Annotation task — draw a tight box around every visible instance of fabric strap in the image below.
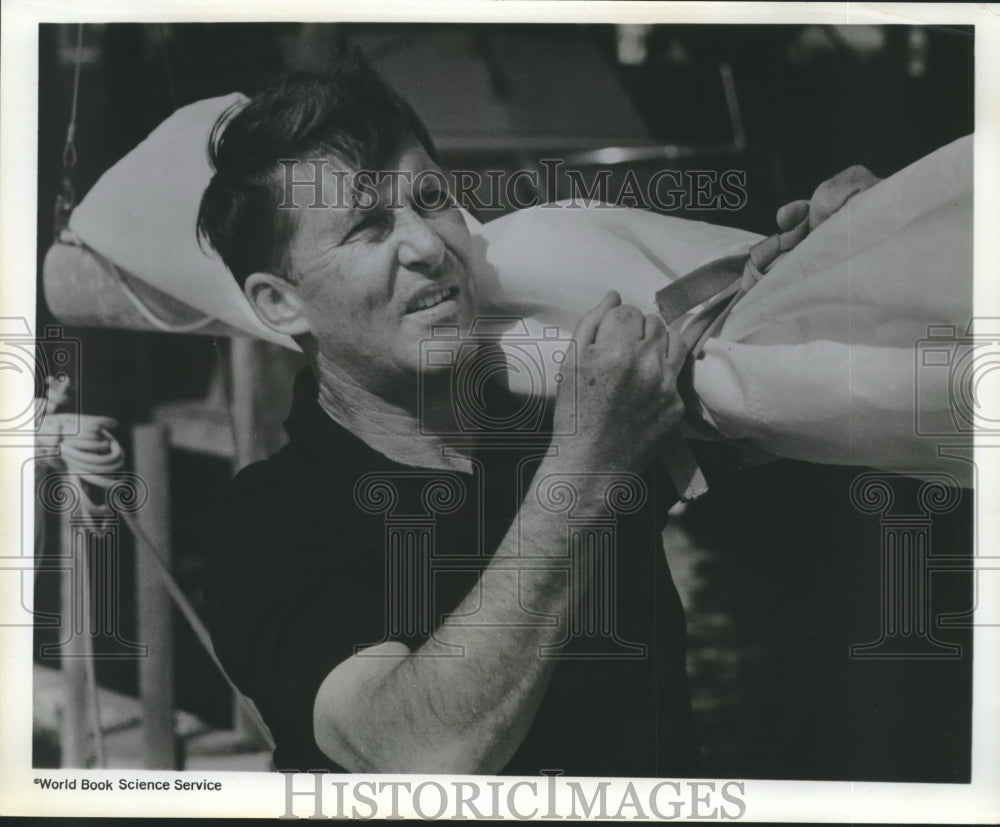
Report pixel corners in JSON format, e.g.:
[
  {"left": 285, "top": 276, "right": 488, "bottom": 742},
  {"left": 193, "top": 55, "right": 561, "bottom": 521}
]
[{"left": 655, "top": 211, "right": 811, "bottom": 501}]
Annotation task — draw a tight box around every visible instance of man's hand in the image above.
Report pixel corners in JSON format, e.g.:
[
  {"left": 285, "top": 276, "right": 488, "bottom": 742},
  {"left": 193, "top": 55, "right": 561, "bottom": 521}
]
[
  {"left": 776, "top": 164, "right": 881, "bottom": 233},
  {"left": 313, "top": 302, "right": 689, "bottom": 776},
  {"left": 553, "top": 291, "right": 687, "bottom": 474}
]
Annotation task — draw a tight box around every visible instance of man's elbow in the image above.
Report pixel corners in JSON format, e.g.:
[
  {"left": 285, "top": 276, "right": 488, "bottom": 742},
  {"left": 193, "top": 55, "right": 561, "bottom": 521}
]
[
  {"left": 311, "top": 643, "right": 519, "bottom": 774},
  {"left": 412, "top": 736, "right": 511, "bottom": 775},
  {"left": 315, "top": 718, "right": 507, "bottom": 775}
]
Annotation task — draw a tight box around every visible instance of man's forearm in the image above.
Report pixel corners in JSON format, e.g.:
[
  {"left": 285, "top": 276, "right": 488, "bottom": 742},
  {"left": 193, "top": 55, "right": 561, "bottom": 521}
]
[
  {"left": 315, "top": 290, "right": 687, "bottom": 773},
  {"left": 323, "top": 455, "right": 611, "bottom": 773}
]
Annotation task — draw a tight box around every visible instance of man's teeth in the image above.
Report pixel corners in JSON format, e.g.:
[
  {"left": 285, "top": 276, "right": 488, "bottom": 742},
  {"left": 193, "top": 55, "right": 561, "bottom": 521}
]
[{"left": 411, "top": 288, "right": 454, "bottom": 311}]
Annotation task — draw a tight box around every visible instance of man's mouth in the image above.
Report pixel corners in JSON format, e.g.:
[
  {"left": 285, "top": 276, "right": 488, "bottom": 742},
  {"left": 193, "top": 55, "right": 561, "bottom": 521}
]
[{"left": 405, "top": 285, "right": 460, "bottom": 314}]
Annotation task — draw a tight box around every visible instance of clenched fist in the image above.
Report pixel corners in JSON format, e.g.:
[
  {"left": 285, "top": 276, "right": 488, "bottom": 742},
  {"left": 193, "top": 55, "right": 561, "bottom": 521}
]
[{"left": 552, "top": 291, "right": 688, "bottom": 474}]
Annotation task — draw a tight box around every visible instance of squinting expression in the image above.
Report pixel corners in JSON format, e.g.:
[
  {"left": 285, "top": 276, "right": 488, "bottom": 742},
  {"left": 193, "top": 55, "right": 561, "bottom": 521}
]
[{"left": 282, "top": 143, "right": 478, "bottom": 397}]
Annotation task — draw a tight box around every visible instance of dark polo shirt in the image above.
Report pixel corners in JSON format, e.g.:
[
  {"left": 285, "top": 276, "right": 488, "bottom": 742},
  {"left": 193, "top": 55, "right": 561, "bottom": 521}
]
[{"left": 207, "top": 368, "right": 699, "bottom": 776}]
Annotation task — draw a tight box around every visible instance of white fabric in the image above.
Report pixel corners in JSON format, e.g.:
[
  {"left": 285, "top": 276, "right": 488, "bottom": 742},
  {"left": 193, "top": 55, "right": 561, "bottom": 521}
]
[
  {"left": 68, "top": 92, "right": 972, "bottom": 482},
  {"left": 69, "top": 93, "right": 485, "bottom": 351},
  {"left": 477, "top": 136, "right": 973, "bottom": 481},
  {"left": 68, "top": 93, "right": 297, "bottom": 348},
  {"left": 696, "top": 137, "right": 971, "bottom": 473}
]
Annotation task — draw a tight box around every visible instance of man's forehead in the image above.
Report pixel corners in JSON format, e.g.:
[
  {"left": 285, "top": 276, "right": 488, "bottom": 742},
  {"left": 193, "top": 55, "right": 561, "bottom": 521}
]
[
  {"left": 283, "top": 143, "right": 436, "bottom": 212},
  {"left": 286, "top": 143, "right": 433, "bottom": 179}
]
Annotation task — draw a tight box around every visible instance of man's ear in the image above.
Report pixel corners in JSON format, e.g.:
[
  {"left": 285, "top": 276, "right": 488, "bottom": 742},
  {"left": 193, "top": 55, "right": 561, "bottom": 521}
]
[{"left": 244, "top": 272, "right": 312, "bottom": 336}]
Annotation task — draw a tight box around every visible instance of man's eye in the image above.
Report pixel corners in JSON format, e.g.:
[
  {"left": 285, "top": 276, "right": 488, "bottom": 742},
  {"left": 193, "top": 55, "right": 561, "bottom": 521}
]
[
  {"left": 417, "top": 186, "right": 454, "bottom": 212},
  {"left": 344, "top": 214, "right": 390, "bottom": 242}
]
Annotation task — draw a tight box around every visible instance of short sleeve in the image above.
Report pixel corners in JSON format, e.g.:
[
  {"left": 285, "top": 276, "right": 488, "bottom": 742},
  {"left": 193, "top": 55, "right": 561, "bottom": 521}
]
[{"left": 206, "top": 462, "right": 399, "bottom": 768}]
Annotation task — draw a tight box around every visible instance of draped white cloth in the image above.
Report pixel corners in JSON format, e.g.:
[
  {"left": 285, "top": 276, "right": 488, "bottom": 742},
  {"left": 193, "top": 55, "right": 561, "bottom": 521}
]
[
  {"left": 68, "top": 94, "right": 973, "bottom": 483},
  {"left": 473, "top": 135, "right": 973, "bottom": 482}
]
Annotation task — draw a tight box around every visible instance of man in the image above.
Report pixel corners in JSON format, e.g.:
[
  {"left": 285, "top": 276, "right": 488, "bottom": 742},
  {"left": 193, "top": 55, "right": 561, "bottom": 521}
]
[
  {"left": 198, "top": 45, "right": 889, "bottom": 776},
  {"left": 200, "top": 52, "right": 698, "bottom": 776}
]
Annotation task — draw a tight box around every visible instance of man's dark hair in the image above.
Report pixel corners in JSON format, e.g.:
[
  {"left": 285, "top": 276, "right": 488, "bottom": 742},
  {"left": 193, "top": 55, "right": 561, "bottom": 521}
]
[{"left": 197, "top": 45, "right": 437, "bottom": 288}]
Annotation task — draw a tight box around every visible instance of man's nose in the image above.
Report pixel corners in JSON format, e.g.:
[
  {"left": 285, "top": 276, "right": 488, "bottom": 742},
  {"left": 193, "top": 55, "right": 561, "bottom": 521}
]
[{"left": 395, "top": 208, "right": 446, "bottom": 272}]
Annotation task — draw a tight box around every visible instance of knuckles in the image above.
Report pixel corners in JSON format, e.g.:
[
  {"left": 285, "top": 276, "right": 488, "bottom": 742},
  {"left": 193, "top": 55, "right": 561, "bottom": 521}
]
[
  {"left": 845, "top": 164, "right": 877, "bottom": 181},
  {"left": 813, "top": 165, "right": 879, "bottom": 210}
]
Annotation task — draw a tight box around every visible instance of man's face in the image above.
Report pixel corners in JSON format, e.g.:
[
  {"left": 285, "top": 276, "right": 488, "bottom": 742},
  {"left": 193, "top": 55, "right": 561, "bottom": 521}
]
[{"left": 281, "top": 142, "right": 478, "bottom": 397}]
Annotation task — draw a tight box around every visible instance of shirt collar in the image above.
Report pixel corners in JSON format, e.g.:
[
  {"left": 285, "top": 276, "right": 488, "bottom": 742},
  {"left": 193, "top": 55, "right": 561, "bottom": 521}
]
[
  {"left": 283, "top": 363, "right": 553, "bottom": 478},
  {"left": 284, "top": 367, "right": 398, "bottom": 476}
]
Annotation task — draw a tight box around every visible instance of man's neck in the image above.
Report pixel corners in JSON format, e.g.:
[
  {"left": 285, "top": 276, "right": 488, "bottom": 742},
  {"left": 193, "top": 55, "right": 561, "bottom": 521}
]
[{"left": 313, "top": 350, "right": 474, "bottom": 474}]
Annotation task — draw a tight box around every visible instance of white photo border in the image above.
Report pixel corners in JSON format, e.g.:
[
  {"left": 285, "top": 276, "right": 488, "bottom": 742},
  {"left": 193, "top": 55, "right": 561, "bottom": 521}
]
[{"left": 1, "top": 1, "right": 998, "bottom": 821}]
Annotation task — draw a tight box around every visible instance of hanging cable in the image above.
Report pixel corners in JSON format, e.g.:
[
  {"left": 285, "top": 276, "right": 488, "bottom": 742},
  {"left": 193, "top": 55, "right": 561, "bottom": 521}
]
[
  {"left": 52, "top": 22, "right": 218, "bottom": 335},
  {"left": 160, "top": 25, "right": 179, "bottom": 112},
  {"left": 54, "top": 24, "right": 85, "bottom": 236},
  {"left": 63, "top": 24, "right": 84, "bottom": 170}
]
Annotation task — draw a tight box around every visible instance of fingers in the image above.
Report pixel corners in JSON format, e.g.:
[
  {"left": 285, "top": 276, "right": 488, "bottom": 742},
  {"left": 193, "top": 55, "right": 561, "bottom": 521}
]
[
  {"left": 809, "top": 164, "right": 880, "bottom": 231},
  {"left": 573, "top": 290, "right": 621, "bottom": 346},
  {"left": 828, "top": 164, "right": 880, "bottom": 191},
  {"left": 574, "top": 296, "right": 686, "bottom": 376},
  {"left": 663, "top": 322, "right": 690, "bottom": 375},
  {"left": 595, "top": 303, "right": 645, "bottom": 343},
  {"left": 643, "top": 312, "right": 667, "bottom": 342},
  {"left": 641, "top": 313, "right": 677, "bottom": 374},
  {"left": 775, "top": 199, "right": 809, "bottom": 232},
  {"left": 779, "top": 166, "right": 882, "bottom": 234}
]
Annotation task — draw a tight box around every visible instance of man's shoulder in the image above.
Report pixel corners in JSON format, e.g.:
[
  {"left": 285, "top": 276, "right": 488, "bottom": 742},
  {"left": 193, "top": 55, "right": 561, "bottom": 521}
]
[
  {"left": 219, "top": 441, "right": 353, "bottom": 532},
  {"left": 209, "top": 439, "right": 387, "bottom": 602}
]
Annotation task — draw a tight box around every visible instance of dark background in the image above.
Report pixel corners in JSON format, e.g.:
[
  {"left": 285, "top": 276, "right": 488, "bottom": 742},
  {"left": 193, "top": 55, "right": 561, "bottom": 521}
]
[
  {"left": 35, "top": 22, "right": 976, "bottom": 432},
  {"left": 34, "top": 23, "right": 974, "bottom": 781}
]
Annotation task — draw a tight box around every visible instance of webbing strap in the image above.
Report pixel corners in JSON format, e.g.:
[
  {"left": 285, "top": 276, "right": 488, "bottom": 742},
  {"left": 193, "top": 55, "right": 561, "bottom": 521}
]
[
  {"left": 655, "top": 254, "right": 748, "bottom": 324},
  {"left": 655, "top": 214, "right": 811, "bottom": 340},
  {"left": 747, "top": 212, "right": 812, "bottom": 279},
  {"left": 655, "top": 213, "right": 811, "bottom": 501},
  {"left": 661, "top": 430, "right": 710, "bottom": 501}
]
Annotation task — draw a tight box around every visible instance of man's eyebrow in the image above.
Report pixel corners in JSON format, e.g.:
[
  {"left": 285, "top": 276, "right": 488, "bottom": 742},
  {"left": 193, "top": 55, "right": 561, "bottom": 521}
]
[
  {"left": 345, "top": 179, "right": 386, "bottom": 211},
  {"left": 328, "top": 201, "right": 392, "bottom": 248}
]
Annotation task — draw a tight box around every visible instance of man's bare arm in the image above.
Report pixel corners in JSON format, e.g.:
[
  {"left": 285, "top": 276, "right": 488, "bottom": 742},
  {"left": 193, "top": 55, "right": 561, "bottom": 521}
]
[{"left": 312, "top": 292, "right": 688, "bottom": 774}]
